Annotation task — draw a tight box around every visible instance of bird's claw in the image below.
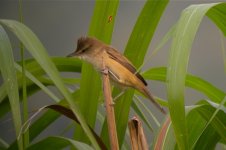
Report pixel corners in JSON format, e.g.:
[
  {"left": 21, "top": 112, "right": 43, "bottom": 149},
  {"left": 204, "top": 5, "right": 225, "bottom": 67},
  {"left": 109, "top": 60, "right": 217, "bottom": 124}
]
[
  {"left": 103, "top": 102, "right": 115, "bottom": 107},
  {"left": 101, "top": 68, "right": 109, "bottom": 75}
]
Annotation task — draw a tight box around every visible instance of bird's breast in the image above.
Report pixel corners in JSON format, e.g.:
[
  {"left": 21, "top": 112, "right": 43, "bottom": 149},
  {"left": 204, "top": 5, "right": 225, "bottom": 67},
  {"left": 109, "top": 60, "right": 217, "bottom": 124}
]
[{"left": 82, "top": 54, "right": 103, "bottom": 71}]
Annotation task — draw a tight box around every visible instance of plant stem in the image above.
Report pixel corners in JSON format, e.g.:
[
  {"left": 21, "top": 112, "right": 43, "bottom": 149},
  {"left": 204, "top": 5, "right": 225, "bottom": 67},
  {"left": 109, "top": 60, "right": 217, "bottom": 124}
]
[
  {"left": 18, "top": 0, "right": 29, "bottom": 148},
  {"left": 101, "top": 58, "right": 119, "bottom": 150}
]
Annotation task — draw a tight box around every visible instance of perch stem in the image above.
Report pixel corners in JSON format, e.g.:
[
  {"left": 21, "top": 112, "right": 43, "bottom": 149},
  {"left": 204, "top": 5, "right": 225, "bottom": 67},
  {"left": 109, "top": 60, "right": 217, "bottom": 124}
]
[{"left": 101, "top": 57, "right": 119, "bottom": 150}]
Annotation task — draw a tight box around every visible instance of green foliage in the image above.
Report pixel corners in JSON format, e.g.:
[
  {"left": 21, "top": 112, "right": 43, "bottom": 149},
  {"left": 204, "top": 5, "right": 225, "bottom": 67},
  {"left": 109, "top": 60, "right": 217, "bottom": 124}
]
[
  {"left": 101, "top": 1, "right": 169, "bottom": 147},
  {"left": 27, "top": 136, "right": 94, "bottom": 150},
  {"left": 0, "top": 26, "right": 23, "bottom": 150},
  {"left": 0, "top": 1, "right": 226, "bottom": 150},
  {"left": 166, "top": 3, "right": 226, "bottom": 149},
  {"left": 75, "top": 0, "right": 119, "bottom": 143},
  {"left": 0, "top": 20, "right": 100, "bottom": 149}
]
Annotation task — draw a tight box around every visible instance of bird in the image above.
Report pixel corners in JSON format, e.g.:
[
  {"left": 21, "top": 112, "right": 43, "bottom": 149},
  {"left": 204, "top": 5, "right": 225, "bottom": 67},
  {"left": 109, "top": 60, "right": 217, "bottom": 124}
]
[{"left": 67, "top": 36, "right": 166, "bottom": 114}]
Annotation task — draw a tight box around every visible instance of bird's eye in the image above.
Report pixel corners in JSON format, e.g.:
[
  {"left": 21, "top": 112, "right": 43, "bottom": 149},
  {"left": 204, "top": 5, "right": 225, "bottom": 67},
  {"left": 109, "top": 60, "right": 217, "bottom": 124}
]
[{"left": 81, "top": 47, "right": 89, "bottom": 53}]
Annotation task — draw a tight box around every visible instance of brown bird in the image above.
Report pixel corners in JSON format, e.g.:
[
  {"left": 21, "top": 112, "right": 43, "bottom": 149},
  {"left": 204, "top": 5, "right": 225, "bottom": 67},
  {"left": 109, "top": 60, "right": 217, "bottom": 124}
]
[{"left": 67, "top": 37, "right": 166, "bottom": 114}]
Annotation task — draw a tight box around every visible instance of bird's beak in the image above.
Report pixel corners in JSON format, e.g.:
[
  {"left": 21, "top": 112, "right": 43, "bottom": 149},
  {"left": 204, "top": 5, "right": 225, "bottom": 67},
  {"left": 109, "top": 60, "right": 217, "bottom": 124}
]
[{"left": 67, "top": 51, "right": 78, "bottom": 57}]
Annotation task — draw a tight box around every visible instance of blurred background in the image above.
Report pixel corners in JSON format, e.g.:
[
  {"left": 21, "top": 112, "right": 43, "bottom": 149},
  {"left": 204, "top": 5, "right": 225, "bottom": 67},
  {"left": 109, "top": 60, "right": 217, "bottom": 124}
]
[{"left": 0, "top": 0, "right": 226, "bottom": 147}]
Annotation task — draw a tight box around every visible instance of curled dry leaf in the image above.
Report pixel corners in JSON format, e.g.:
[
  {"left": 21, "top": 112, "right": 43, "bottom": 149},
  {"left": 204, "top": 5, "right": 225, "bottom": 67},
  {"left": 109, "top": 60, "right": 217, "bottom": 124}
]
[{"left": 128, "top": 116, "right": 148, "bottom": 150}]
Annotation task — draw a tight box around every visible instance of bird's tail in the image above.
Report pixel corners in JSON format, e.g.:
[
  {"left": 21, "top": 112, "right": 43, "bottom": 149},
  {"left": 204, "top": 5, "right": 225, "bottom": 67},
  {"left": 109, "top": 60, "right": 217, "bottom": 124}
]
[{"left": 140, "top": 86, "right": 166, "bottom": 114}]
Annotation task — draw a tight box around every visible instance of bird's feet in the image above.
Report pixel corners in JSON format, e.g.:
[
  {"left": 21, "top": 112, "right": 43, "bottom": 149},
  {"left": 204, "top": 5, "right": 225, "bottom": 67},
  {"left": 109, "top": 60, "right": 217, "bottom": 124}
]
[{"left": 101, "top": 68, "right": 109, "bottom": 75}]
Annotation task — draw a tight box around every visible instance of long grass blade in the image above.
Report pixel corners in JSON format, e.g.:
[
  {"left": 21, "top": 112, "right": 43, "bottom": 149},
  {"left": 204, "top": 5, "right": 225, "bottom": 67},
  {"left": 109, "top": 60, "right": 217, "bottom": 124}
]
[
  {"left": 166, "top": 3, "right": 226, "bottom": 149},
  {"left": 8, "top": 92, "right": 77, "bottom": 150},
  {"left": 207, "top": 3, "right": 226, "bottom": 36},
  {"left": 0, "top": 20, "right": 100, "bottom": 149},
  {"left": 154, "top": 100, "right": 226, "bottom": 149},
  {"left": 27, "top": 136, "right": 94, "bottom": 150},
  {"left": 137, "top": 24, "right": 176, "bottom": 73},
  {"left": 220, "top": 30, "right": 226, "bottom": 74},
  {"left": 131, "top": 98, "right": 154, "bottom": 131},
  {"left": 0, "top": 137, "right": 9, "bottom": 149},
  {"left": 0, "top": 57, "right": 82, "bottom": 119},
  {"left": 18, "top": 0, "right": 29, "bottom": 147},
  {"left": 74, "top": 0, "right": 119, "bottom": 143},
  {"left": 187, "top": 100, "right": 226, "bottom": 149},
  {"left": 0, "top": 26, "right": 23, "bottom": 150},
  {"left": 101, "top": 1, "right": 169, "bottom": 147},
  {"left": 15, "top": 63, "right": 61, "bottom": 102},
  {"left": 196, "top": 100, "right": 226, "bottom": 141},
  {"left": 153, "top": 117, "right": 176, "bottom": 150},
  {"left": 143, "top": 67, "right": 226, "bottom": 105}
]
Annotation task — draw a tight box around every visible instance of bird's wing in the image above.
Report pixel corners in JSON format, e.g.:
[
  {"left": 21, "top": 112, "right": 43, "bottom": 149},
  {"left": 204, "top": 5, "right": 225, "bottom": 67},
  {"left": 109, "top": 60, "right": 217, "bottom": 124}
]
[{"left": 105, "top": 46, "right": 147, "bottom": 86}]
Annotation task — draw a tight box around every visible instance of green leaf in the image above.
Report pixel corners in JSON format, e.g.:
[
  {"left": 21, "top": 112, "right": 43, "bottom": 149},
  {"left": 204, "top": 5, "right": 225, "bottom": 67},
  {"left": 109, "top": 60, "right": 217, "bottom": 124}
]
[
  {"left": 137, "top": 24, "right": 176, "bottom": 72},
  {"left": 154, "top": 100, "right": 226, "bottom": 149},
  {"left": 101, "top": 0, "right": 169, "bottom": 147},
  {"left": 186, "top": 100, "right": 226, "bottom": 149},
  {"left": 7, "top": 104, "right": 61, "bottom": 150},
  {"left": 143, "top": 67, "right": 226, "bottom": 105},
  {"left": 124, "top": 0, "right": 169, "bottom": 68},
  {"left": 0, "top": 84, "right": 40, "bottom": 120},
  {"left": 153, "top": 117, "right": 176, "bottom": 150},
  {"left": 0, "top": 138, "right": 8, "bottom": 149},
  {"left": 46, "top": 104, "right": 107, "bottom": 150},
  {"left": 194, "top": 125, "right": 220, "bottom": 150},
  {"left": 0, "top": 57, "right": 82, "bottom": 119},
  {"left": 15, "top": 63, "right": 61, "bottom": 102},
  {"left": 207, "top": 3, "right": 226, "bottom": 36},
  {"left": 194, "top": 100, "right": 226, "bottom": 147},
  {"left": 0, "top": 26, "right": 23, "bottom": 150},
  {"left": 131, "top": 98, "right": 154, "bottom": 131},
  {"left": 21, "top": 57, "right": 82, "bottom": 76},
  {"left": 74, "top": 0, "right": 119, "bottom": 142},
  {"left": 186, "top": 106, "right": 208, "bottom": 149},
  {"left": 0, "top": 20, "right": 100, "bottom": 149},
  {"left": 27, "top": 136, "right": 94, "bottom": 150},
  {"left": 8, "top": 92, "right": 77, "bottom": 150},
  {"left": 166, "top": 3, "right": 226, "bottom": 149}
]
